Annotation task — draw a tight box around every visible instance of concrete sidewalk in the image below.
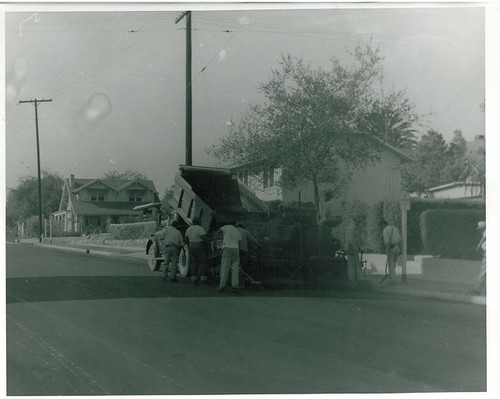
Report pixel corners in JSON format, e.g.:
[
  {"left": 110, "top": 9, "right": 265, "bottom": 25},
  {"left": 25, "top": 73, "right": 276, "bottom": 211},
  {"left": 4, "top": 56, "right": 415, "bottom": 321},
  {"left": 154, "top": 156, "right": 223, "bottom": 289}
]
[
  {"left": 15, "top": 238, "right": 147, "bottom": 261},
  {"left": 12, "top": 239, "right": 486, "bottom": 306}
]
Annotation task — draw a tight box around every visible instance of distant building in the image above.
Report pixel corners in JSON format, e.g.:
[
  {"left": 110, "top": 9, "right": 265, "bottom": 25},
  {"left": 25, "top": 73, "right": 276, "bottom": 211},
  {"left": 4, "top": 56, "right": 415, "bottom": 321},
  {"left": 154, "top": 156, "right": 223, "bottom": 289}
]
[
  {"left": 51, "top": 174, "right": 159, "bottom": 234},
  {"left": 231, "top": 141, "right": 413, "bottom": 205},
  {"left": 425, "top": 135, "right": 485, "bottom": 200},
  {"left": 425, "top": 181, "right": 483, "bottom": 199}
]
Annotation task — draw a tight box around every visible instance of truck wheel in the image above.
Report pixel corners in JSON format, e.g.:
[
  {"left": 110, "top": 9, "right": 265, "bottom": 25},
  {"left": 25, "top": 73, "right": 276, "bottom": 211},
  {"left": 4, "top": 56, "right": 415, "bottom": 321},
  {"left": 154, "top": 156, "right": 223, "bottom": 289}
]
[
  {"left": 147, "top": 242, "right": 162, "bottom": 272},
  {"left": 177, "top": 245, "right": 190, "bottom": 277}
]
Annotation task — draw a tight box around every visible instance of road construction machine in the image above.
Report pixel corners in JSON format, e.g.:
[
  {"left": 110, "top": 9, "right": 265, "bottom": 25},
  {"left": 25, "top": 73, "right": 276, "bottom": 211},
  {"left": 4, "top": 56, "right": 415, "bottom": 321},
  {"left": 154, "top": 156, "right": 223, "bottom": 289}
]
[{"left": 143, "top": 165, "right": 347, "bottom": 287}]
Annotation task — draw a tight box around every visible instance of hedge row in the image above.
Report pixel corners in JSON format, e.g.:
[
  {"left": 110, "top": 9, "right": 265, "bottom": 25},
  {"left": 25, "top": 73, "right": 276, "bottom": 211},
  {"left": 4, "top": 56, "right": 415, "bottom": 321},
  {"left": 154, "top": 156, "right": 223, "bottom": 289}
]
[
  {"left": 334, "top": 198, "right": 485, "bottom": 258},
  {"left": 420, "top": 209, "right": 485, "bottom": 259},
  {"left": 108, "top": 198, "right": 485, "bottom": 259},
  {"left": 405, "top": 198, "right": 484, "bottom": 254},
  {"left": 108, "top": 221, "right": 159, "bottom": 240}
]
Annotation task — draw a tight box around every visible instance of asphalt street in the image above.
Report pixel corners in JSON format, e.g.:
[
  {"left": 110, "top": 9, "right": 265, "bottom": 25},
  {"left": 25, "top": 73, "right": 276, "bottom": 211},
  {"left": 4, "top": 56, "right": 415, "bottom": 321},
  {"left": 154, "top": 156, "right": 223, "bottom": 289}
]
[{"left": 6, "top": 244, "right": 486, "bottom": 395}]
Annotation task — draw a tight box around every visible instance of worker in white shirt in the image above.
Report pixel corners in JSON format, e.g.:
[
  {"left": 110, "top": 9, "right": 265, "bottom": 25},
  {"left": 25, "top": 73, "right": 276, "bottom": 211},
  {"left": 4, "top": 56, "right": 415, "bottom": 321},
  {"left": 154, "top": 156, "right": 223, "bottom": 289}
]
[
  {"left": 214, "top": 220, "right": 242, "bottom": 293},
  {"left": 185, "top": 217, "right": 208, "bottom": 285},
  {"left": 382, "top": 219, "right": 402, "bottom": 285}
]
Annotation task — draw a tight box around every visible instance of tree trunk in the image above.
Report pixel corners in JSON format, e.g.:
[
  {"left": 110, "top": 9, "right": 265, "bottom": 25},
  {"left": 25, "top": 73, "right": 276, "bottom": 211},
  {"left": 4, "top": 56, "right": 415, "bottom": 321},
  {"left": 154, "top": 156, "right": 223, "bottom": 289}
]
[{"left": 312, "top": 177, "right": 321, "bottom": 223}]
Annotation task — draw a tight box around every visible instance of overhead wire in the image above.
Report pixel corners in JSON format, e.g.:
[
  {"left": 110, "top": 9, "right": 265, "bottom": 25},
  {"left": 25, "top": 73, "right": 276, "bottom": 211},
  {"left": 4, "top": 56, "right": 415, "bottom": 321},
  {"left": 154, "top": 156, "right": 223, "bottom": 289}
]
[{"left": 47, "top": 13, "right": 164, "bottom": 99}]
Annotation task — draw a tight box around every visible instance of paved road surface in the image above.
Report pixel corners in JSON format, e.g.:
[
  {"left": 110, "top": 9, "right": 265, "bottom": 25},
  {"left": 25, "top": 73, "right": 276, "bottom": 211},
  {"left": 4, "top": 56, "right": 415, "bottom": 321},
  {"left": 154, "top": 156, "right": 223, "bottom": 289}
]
[{"left": 6, "top": 244, "right": 486, "bottom": 395}]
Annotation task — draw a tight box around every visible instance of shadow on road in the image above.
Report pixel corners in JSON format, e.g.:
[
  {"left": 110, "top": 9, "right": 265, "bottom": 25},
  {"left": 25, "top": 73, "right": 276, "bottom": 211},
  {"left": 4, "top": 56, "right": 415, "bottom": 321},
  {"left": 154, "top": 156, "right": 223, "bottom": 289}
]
[{"left": 6, "top": 275, "right": 407, "bottom": 304}]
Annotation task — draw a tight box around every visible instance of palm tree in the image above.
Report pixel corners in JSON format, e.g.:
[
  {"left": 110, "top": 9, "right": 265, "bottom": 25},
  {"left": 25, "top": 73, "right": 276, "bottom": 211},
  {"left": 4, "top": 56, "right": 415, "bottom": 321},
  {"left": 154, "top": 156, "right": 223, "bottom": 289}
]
[{"left": 359, "top": 90, "right": 418, "bottom": 150}]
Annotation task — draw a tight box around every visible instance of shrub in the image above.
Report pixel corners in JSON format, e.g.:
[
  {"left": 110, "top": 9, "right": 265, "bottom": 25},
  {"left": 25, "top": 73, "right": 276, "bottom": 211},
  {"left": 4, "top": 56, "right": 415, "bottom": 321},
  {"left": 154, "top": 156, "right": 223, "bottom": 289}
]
[
  {"left": 366, "top": 201, "right": 384, "bottom": 253},
  {"left": 332, "top": 199, "right": 369, "bottom": 250},
  {"left": 364, "top": 198, "right": 485, "bottom": 255},
  {"left": 420, "top": 209, "right": 485, "bottom": 259},
  {"left": 407, "top": 198, "right": 484, "bottom": 254},
  {"left": 108, "top": 221, "right": 158, "bottom": 240},
  {"left": 365, "top": 200, "right": 401, "bottom": 253},
  {"left": 24, "top": 215, "right": 41, "bottom": 238}
]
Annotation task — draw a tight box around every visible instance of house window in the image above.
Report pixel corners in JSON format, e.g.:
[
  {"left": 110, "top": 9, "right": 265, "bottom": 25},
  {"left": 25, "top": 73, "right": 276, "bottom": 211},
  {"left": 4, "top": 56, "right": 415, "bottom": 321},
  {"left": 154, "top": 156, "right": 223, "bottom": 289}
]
[
  {"left": 238, "top": 170, "right": 249, "bottom": 185},
  {"left": 85, "top": 216, "right": 101, "bottom": 227},
  {"left": 90, "top": 191, "right": 105, "bottom": 201},
  {"left": 129, "top": 191, "right": 144, "bottom": 202},
  {"left": 262, "top": 167, "right": 275, "bottom": 189}
]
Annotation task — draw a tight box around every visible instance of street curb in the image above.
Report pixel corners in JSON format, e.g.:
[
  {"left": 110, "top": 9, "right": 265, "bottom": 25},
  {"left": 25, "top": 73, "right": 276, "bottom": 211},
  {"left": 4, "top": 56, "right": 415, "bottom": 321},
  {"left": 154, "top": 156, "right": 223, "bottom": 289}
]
[
  {"left": 31, "top": 243, "right": 146, "bottom": 260},
  {"left": 372, "top": 286, "right": 487, "bottom": 306}
]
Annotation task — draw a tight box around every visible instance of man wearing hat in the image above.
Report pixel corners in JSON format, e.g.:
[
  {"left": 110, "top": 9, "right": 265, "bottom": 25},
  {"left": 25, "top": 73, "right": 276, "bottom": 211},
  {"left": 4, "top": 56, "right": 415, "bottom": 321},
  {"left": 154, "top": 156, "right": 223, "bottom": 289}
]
[
  {"left": 155, "top": 220, "right": 184, "bottom": 282},
  {"left": 470, "top": 221, "right": 486, "bottom": 295}
]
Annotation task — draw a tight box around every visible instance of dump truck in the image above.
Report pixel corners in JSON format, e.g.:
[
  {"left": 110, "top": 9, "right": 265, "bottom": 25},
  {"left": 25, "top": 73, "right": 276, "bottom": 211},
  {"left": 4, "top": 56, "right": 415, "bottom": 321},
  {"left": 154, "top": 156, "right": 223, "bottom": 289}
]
[{"left": 143, "top": 165, "right": 347, "bottom": 287}]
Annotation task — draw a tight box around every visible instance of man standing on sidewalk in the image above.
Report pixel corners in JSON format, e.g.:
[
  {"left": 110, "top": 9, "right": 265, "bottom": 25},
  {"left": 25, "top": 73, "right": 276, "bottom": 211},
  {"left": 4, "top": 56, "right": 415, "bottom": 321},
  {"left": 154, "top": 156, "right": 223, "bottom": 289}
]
[
  {"left": 155, "top": 220, "right": 184, "bottom": 282},
  {"left": 470, "top": 221, "right": 486, "bottom": 295},
  {"left": 382, "top": 219, "right": 401, "bottom": 286},
  {"left": 214, "top": 220, "right": 242, "bottom": 293}
]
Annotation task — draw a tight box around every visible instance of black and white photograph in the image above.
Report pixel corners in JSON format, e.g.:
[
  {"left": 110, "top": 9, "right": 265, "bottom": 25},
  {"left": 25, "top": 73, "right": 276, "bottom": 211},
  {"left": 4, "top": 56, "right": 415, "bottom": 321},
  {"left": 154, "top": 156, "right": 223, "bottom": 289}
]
[{"left": 2, "top": 1, "right": 497, "bottom": 397}]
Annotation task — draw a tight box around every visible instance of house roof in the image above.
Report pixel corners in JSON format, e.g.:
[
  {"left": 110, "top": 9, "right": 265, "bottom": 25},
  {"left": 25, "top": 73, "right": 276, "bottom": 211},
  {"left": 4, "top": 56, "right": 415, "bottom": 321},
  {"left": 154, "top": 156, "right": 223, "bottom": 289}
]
[
  {"left": 71, "top": 201, "right": 148, "bottom": 216},
  {"left": 369, "top": 134, "right": 415, "bottom": 162},
  {"left": 72, "top": 178, "right": 157, "bottom": 193},
  {"left": 230, "top": 134, "right": 414, "bottom": 171},
  {"left": 426, "top": 181, "right": 482, "bottom": 193}
]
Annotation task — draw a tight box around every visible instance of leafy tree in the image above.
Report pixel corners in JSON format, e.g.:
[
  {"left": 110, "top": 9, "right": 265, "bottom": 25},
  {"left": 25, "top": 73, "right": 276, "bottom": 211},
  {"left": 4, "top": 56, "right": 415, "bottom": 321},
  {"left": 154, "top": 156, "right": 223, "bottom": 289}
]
[
  {"left": 101, "top": 169, "right": 149, "bottom": 180},
  {"left": 161, "top": 185, "right": 175, "bottom": 218},
  {"left": 357, "top": 89, "right": 419, "bottom": 149},
  {"left": 6, "top": 171, "right": 64, "bottom": 227},
  {"left": 402, "top": 130, "right": 450, "bottom": 194},
  {"left": 211, "top": 45, "right": 408, "bottom": 213},
  {"left": 402, "top": 129, "right": 481, "bottom": 196},
  {"left": 442, "top": 129, "right": 468, "bottom": 182},
  {"left": 461, "top": 136, "right": 485, "bottom": 198}
]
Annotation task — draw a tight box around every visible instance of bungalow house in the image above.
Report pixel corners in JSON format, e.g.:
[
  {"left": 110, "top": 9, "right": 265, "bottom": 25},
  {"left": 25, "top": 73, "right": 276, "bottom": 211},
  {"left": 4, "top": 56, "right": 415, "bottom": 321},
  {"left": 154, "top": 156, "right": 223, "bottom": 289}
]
[
  {"left": 51, "top": 174, "right": 159, "bottom": 234},
  {"left": 425, "top": 181, "right": 483, "bottom": 199},
  {"left": 425, "top": 135, "right": 485, "bottom": 200},
  {"left": 231, "top": 140, "right": 414, "bottom": 206}
]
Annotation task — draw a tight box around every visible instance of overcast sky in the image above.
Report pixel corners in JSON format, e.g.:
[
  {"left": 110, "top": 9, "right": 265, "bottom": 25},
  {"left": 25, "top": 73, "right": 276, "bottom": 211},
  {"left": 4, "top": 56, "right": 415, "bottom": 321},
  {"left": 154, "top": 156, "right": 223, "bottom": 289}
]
[{"left": 3, "top": 3, "right": 488, "bottom": 195}]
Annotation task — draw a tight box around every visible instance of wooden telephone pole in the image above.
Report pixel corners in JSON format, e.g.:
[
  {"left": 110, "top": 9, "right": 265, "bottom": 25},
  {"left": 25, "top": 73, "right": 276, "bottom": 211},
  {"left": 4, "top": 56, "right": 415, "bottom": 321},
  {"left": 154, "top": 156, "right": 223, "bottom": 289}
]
[
  {"left": 175, "top": 11, "right": 192, "bottom": 166},
  {"left": 18, "top": 98, "right": 52, "bottom": 242}
]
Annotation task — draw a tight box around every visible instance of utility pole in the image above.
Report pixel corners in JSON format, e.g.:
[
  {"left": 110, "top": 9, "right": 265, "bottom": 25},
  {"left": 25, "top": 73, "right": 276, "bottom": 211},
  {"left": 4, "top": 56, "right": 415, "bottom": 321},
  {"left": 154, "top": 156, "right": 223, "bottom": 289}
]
[
  {"left": 175, "top": 11, "right": 192, "bottom": 166},
  {"left": 18, "top": 98, "right": 52, "bottom": 243}
]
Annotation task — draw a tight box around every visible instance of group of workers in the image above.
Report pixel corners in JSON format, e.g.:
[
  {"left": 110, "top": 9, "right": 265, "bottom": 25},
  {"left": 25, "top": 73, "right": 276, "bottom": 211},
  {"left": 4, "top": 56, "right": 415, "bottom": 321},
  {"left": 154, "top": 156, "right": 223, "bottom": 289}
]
[
  {"left": 155, "top": 191, "right": 486, "bottom": 293},
  {"left": 154, "top": 217, "right": 261, "bottom": 293}
]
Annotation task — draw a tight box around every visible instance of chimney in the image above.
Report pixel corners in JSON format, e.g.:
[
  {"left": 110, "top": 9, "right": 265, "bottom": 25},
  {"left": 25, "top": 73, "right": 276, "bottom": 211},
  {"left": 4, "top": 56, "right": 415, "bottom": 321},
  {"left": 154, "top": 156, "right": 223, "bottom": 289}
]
[{"left": 70, "top": 174, "right": 75, "bottom": 188}]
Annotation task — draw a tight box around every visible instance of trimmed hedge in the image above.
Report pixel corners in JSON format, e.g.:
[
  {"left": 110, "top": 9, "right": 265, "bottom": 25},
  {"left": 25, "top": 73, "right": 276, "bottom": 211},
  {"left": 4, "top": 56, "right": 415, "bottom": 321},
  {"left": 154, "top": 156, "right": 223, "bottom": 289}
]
[
  {"left": 406, "top": 199, "right": 484, "bottom": 254},
  {"left": 342, "top": 198, "right": 485, "bottom": 255},
  {"left": 108, "top": 221, "right": 159, "bottom": 240},
  {"left": 420, "top": 209, "right": 485, "bottom": 260},
  {"left": 332, "top": 199, "right": 369, "bottom": 250}
]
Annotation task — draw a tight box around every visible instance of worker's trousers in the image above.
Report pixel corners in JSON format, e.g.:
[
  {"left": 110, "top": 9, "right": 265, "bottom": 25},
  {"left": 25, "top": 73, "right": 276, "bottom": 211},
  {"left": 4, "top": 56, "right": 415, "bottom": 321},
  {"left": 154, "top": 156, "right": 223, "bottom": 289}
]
[
  {"left": 347, "top": 251, "right": 363, "bottom": 281},
  {"left": 189, "top": 242, "right": 207, "bottom": 281},
  {"left": 219, "top": 247, "right": 239, "bottom": 289},
  {"left": 163, "top": 245, "right": 179, "bottom": 280},
  {"left": 386, "top": 244, "right": 400, "bottom": 282},
  {"left": 473, "top": 256, "right": 486, "bottom": 293}
]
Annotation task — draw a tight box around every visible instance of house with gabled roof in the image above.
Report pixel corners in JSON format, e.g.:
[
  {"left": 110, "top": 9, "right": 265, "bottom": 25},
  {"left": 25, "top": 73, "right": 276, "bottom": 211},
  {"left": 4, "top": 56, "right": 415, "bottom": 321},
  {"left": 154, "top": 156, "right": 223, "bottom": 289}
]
[
  {"left": 51, "top": 174, "right": 159, "bottom": 234},
  {"left": 231, "top": 139, "right": 414, "bottom": 206}
]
